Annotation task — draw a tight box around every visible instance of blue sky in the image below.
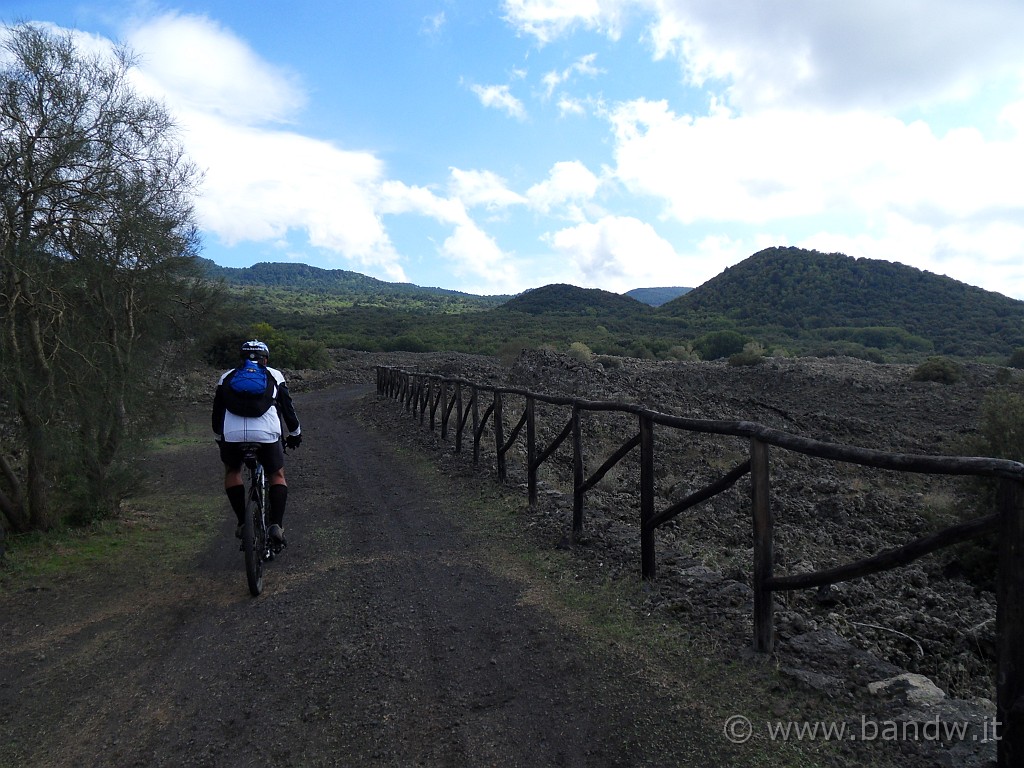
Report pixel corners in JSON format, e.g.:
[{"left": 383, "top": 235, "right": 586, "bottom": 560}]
[{"left": 4, "top": 1, "right": 1024, "bottom": 299}]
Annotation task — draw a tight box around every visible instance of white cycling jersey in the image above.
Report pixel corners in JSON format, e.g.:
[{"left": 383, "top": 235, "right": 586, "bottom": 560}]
[{"left": 215, "top": 365, "right": 301, "bottom": 444}]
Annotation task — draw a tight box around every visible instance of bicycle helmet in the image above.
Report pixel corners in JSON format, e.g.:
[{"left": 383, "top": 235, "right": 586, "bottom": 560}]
[{"left": 241, "top": 339, "right": 270, "bottom": 359}]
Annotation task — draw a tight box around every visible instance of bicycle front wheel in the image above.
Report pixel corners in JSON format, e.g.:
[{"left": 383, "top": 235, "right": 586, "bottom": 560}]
[{"left": 242, "top": 493, "right": 264, "bottom": 596}]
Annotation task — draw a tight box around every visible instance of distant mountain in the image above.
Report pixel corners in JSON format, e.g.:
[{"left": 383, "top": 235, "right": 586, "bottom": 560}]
[
  {"left": 199, "top": 257, "right": 509, "bottom": 312},
  {"left": 662, "top": 246, "right": 1024, "bottom": 357},
  {"left": 500, "top": 283, "right": 652, "bottom": 318},
  {"left": 625, "top": 286, "right": 692, "bottom": 306},
  {"left": 197, "top": 251, "right": 1024, "bottom": 361}
]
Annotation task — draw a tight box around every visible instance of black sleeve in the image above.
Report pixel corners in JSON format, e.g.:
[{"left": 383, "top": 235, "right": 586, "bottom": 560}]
[
  {"left": 212, "top": 384, "right": 226, "bottom": 435},
  {"left": 276, "top": 382, "right": 301, "bottom": 434}
]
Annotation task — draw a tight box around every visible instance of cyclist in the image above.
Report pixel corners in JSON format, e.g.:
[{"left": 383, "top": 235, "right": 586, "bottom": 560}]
[{"left": 212, "top": 340, "right": 302, "bottom": 546}]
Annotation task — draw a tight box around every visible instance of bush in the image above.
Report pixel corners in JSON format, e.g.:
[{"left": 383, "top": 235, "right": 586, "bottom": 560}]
[
  {"left": 1008, "top": 347, "right": 1024, "bottom": 369},
  {"left": 204, "top": 323, "right": 332, "bottom": 369},
  {"left": 952, "top": 390, "right": 1024, "bottom": 590},
  {"left": 665, "top": 344, "right": 697, "bottom": 361},
  {"left": 566, "top": 341, "right": 593, "bottom": 363},
  {"left": 728, "top": 342, "right": 766, "bottom": 367},
  {"left": 594, "top": 355, "right": 622, "bottom": 369},
  {"left": 911, "top": 356, "right": 962, "bottom": 384},
  {"left": 977, "top": 390, "right": 1024, "bottom": 462},
  {"left": 694, "top": 330, "right": 747, "bottom": 360}
]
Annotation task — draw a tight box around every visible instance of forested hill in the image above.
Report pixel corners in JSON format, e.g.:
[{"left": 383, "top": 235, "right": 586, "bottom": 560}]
[
  {"left": 200, "top": 258, "right": 510, "bottom": 311},
  {"left": 200, "top": 249, "right": 1024, "bottom": 362},
  {"left": 499, "top": 283, "right": 652, "bottom": 318},
  {"left": 662, "top": 246, "right": 1024, "bottom": 357}
]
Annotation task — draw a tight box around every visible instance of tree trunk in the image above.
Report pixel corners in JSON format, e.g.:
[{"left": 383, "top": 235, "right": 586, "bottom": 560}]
[
  {"left": 0, "top": 452, "right": 30, "bottom": 534},
  {"left": 23, "top": 412, "right": 55, "bottom": 530}
]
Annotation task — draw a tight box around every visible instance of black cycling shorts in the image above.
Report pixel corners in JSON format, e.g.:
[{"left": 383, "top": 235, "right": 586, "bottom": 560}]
[{"left": 219, "top": 439, "right": 285, "bottom": 475}]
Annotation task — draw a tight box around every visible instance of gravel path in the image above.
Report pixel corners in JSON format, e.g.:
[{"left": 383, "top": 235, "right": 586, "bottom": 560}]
[{"left": 1, "top": 384, "right": 739, "bottom": 767}]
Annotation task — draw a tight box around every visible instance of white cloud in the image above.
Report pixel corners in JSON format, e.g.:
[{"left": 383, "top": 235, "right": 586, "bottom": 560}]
[
  {"left": 125, "top": 12, "right": 305, "bottom": 125},
  {"left": 644, "top": 0, "right": 1024, "bottom": 113},
  {"left": 469, "top": 83, "right": 528, "bottom": 120},
  {"left": 448, "top": 168, "right": 527, "bottom": 210},
  {"left": 441, "top": 221, "right": 521, "bottom": 290},
  {"left": 601, "top": 95, "right": 1024, "bottom": 295},
  {"left": 557, "top": 95, "right": 587, "bottom": 117},
  {"left": 187, "top": 112, "right": 405, "bottom": 279},
  {"left": 377, "top": 180, "right": 522, "bottom": 291},
  {"left": 505, "top": 0, "right": 1024, "bottom": 113},
  {"left": 109, "top": 14, "right": 411, "bottom": 279},
  {"left": 421, "top": 11, "right": 447, "bottom": 37},
  {"left": 502, "top": 0, "right": 627, "bottom": 44},
  {"left": 541, "top": 52, "right": 602, "bottom": 98},
  {"left": 607, "top": 98, "right": 1024, "bottom": 225},
  {"left": 527, "top": 160, "right": 601, "bottom": 218},
  {"left": 545, "top": 215, "right": 685, "bottom": 290}
]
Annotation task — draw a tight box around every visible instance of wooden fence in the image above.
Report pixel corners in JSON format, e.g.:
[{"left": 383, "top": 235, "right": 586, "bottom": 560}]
[{"left": 376, "top": 365, "right": 1024, "bottom": 765}]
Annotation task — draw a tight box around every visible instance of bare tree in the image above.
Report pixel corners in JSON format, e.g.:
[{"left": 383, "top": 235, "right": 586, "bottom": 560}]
[{"left": 0, "top": 23, "right": 205, "bottom": 531}]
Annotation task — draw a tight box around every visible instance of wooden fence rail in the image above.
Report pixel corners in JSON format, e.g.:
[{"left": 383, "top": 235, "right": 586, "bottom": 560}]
[{"left": 377, "top": 365, "right": 1024, "bottom": 766}]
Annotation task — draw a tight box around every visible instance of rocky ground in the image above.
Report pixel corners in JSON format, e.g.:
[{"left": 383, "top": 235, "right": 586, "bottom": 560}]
[{"left": 358, "top": 347, "right": 1020, "bottom": 767}]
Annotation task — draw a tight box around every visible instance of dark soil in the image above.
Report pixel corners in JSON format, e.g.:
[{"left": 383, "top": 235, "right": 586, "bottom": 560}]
[
  {"left": 0, "top": 380, "right": 748, "bottom": 767},
  {"left": 0, "top": 349, "right": 1013, "bottom": 767}
]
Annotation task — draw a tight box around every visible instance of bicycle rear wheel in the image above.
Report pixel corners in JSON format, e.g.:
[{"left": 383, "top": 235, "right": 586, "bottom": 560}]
[{"left": 243, "top": 491, "right": 264, "bottom": 596}]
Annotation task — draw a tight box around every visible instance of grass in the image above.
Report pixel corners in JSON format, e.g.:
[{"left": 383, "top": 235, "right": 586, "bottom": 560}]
[{"left": 0, "top": 433, "right": 222, "bottom": 591}]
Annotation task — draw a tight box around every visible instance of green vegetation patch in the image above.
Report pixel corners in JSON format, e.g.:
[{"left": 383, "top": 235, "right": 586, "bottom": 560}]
[{"left": 1, "top": 437, "right": 221, "bottom": 591}]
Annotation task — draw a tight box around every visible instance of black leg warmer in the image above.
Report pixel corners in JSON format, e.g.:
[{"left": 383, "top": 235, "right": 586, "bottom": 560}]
[
  {"left": 226, "top": 485, "right": 246, "bottom": 525},
  {"left": 268, "top": 484, "right": 288, "bottom": 527}
]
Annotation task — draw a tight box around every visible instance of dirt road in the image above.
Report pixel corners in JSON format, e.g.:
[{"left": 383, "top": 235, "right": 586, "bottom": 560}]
[{"left": 1, "top": 384, "right": 750, "bottom": 768}]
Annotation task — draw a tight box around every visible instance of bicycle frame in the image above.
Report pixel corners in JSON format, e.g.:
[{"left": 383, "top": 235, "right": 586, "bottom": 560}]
[{"left": 241, "top": 444, "right": 270, "bottom": 596}]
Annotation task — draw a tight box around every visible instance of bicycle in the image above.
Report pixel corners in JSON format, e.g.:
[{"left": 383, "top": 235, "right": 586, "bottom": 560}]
[{"left": 239, "top": 443, "right": 282, "bottom": 596}]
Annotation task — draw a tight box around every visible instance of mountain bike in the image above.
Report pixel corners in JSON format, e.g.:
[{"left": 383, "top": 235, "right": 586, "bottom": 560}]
[{"left": 239, "top": 443, "right": 281, "bottom": 596}]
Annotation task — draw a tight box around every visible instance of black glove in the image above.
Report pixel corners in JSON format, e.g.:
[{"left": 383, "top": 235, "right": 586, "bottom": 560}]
[{"left": 285, "top": 434, "right": 302, "bottom": 450}]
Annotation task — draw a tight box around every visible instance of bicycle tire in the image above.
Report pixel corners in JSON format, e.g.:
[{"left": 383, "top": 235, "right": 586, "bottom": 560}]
[{"left": 243, "top": 490, "right": 263, "bottom": 596}]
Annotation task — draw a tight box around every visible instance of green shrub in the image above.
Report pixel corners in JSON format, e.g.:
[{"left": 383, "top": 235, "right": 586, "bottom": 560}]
[
  {"left": 1008, "top": 347, "right": 1024, "bottom": 369},
  {"left": 951, "top": 390, "right": 1024, "bottom": 590},
  {"left": 567, "top": 341, "right": 594, "bottom": 363},
  {"left": 594, "top": 355, "right": 622, "bottom": 369},
  {"left": 627, "top": 342, "right": 655, "bottom": 360},
  {"left": 977, "top": 390, "right": 1024, "bottom": 462},
  {"left": 665, "top": 344, "right": 697, "bottom": 361},
  {"left": 694, "top": 330, "right": 747, "bottom": 360},
  {"left": 204, "top": 323, "right": 331, "bottom": 369},
  {"left": 911, "top": 356, "right": 962, "bottom": 384},
  {"left": 728, "top": 342, "right": 766, "bottom": 367}
]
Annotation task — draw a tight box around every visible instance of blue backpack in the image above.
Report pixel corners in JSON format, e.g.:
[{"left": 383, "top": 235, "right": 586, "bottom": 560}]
[{"left": 222, "top": 360, "right": 276, "bottom": 417}]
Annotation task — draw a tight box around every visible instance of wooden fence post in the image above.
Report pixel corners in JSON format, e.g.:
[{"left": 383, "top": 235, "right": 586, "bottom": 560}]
[
  {"left": 440, "top": 381, "right": 449, "bottom": 440},
  {"left": 640, "top": 414, "right": 656, "bottom": 580},
  {"left": 454, "top": 383, "right": 464, "bottom": 453},
  {"left": 472, "top": 386, "right": 481, "bottom": 465},
  {"left": 429, "top": 379, "right": 438, "bottom": 431},
  {"left": 751, "top": 437, "right": 774, "bottom": 653},
  {"left": 494, "top": 390, "right": 506, "bottom": 483},
  {"left": 572, "top": 405, "right": 584, "bottom": 539},
  {"left": 998, "top": 477, "right": 1024, "bottom": 767},
  {"left": 527, "top": 396, "right": 537, "bottom": 505},
  {"left": 420, "top": 377, "right": 428, "bottom": 425}
]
